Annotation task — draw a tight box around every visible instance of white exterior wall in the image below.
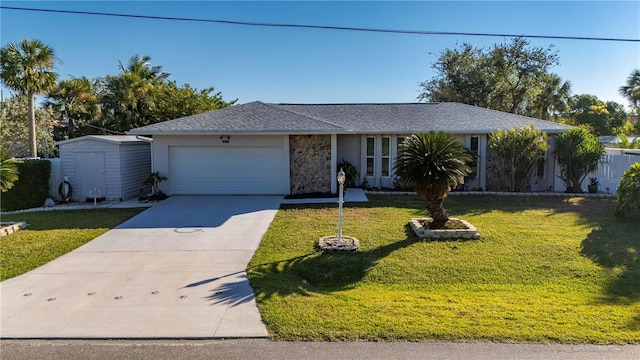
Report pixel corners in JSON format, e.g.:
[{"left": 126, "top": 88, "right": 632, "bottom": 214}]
[
  {"left": 60, "top": 139, "right": 115, "bottom": 201},
  {"left": 59, "top": 138, "right": 150, "bottom": 201},
  {"left": 337, "top": 134, "right": 362, "bottom": 185},
  {"left": 118, "top": 143, "right": 152, "bottom": 200},
  {"left": 152, "top": 135, "right": 289, "bottom": 195},
  {"left": 46, "top": 158, "right": 62, "bottom": 200}
]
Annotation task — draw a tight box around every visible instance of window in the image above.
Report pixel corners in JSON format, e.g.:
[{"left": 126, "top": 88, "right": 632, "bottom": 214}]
[
  {"left": 396, "top": 137, "right": 405, "bottom": 156},
  {"left": 381, "top": 137, "right": 390, "bottom": 176},
  {"left": 366, "top": 137, "right": 375, "bottom": 176},
  {"left": 470, "top": 136, "right": 479, "bottom": 178}
]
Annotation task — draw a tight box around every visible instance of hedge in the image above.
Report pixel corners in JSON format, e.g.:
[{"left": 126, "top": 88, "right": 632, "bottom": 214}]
[{"left": 1, "top": 159, "right": 51, "bottom": 212}]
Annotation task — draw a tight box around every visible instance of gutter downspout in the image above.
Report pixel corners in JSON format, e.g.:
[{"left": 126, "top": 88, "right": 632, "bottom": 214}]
[{"left": 135, "top": 136, "right": 155, "bottom": 172}]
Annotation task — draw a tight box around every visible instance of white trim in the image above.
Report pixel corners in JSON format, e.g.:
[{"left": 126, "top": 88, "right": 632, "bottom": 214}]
[
  {"left": 284, "top": 135, "right": 291, "bottom": 195},
  {"left": 331, "top": 134, "right": 337, "bottom": 194}
]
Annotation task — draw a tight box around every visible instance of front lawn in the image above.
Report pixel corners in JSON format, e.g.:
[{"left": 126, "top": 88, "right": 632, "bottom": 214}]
[
  {"left": 248, "top": 195, "right": 640, "bottom": 343},
  {"left": 0, "top": 208, "right": 145, "bottom": 280}
]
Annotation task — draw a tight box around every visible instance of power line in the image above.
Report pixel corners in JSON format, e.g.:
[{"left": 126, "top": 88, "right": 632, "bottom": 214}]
[{"left": 2, "top": 5, "right": 639, "bottom": 43}]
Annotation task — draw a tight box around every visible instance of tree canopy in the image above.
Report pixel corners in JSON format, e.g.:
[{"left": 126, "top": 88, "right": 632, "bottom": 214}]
[
  {"left": 565, "top": 94, "right": 629, "bottom": 136},
  {"left": 418, "top": 37, "right": 562, "bottom": 116},
  {"left": 0, "top": 94, "right": 57, "bottom": 158}
]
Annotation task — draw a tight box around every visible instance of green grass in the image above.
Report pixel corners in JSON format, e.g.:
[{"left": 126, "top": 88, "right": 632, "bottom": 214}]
[
  {"left": 0, "top": 208, "right": 145, "bottom": 280},
  {"left": 248, "top": 195, "right": 640, "bottom": 343}
]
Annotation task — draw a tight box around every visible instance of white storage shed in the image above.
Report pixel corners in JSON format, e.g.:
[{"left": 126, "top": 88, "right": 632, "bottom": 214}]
[{"left": 57, "top": 135, "right": 152, "bottom": 201}]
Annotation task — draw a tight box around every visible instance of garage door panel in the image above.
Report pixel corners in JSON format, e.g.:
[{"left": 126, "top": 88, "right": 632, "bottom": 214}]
[{"left": 170, "top": 146, "right": 286, "bottom": 195}]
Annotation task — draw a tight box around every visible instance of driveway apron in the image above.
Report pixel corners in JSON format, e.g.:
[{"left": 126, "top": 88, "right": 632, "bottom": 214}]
[{"left": 1, "top": 196, "right": 282, "bottom": 338}]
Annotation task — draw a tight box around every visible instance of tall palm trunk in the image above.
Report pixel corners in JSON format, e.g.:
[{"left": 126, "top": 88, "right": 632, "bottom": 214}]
[{"left": 27, "top": 92, "right": 37, "bottom": 158}]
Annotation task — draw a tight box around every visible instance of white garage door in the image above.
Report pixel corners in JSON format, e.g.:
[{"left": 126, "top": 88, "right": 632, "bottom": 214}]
[{"left": 170, "top": 146, "right": 287, "bottom": 194}]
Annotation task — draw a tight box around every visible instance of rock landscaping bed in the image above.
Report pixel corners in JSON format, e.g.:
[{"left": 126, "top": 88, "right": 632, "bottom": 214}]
[
  {"left": 0, "top": 222, "right": 29, "bottom": 236},
  {"left": 409, "top": 217, "right": 480, "bottom": 240},
  {"left": 317, "top": 235, "right": 360, "bottom": 251}
]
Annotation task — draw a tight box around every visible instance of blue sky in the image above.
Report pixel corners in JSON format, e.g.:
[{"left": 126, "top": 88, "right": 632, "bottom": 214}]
[{"left": 1, "top": 1, "right": 639, "bottom": 108}]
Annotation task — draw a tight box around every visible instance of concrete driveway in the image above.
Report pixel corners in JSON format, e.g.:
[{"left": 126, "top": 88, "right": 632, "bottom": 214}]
[{"left": 0, "top": 195, "right": 282, "bottom": 338}]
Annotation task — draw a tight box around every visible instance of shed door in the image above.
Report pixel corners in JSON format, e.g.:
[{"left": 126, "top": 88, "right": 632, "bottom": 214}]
[
  {"left": 75, "top": 152, "right": 106, "bottom": 200},
  {"left": 169, "top": 146, "right": 287, "bottom": 194}
]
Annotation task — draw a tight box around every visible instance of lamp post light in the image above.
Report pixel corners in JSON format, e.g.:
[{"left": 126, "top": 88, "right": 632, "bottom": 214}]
[
  {"left": 337, "top": 167, "right": 346, "bottom": 242},
  {"left": 317, "top": 167, "right": 358, "bottom": 251}
]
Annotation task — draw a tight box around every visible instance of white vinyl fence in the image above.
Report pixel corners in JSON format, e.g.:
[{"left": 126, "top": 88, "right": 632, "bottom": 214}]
[{"left": 554, "top": 149, "right": 640, "bottom": 195}]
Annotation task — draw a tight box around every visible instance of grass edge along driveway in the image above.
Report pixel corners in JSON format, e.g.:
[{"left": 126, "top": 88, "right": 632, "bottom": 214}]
[
  {"left": 248, "top": 195, "right": 639, "bottom": 344},
  {"left": 1, "top": 208, "right": 146, "bottom": 281}
]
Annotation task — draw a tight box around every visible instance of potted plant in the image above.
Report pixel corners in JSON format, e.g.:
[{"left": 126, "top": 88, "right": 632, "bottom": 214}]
[{"left": 588, "top": 177, "right": 599, "bottom": 194}]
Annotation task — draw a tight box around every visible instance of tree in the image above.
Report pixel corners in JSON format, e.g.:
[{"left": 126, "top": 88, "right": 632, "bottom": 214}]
[
  {"left": 46, "top": 77, "right": 100, "bottom": 138},
  {"left": 0, "top": 149, "right": 21, "bottom": 192},
  {"left": 619, "top": 69, "right": 640, "bottom": 112},
  {"left": 615, "top": 163, "right": 640, "bottom": 218},
  {"left": 488, "top": 125, "right": 548, "bottom": 192},
  {"left": 555, "top": 126, "right": 605, "bottom": 193},
  {"left": 96, "top": 54, "right": 235, "bottom": 133},
  {"left": 0, "top": 94, "right": 56, "bottom": 157},
  {"left": 152, "top": 81, "right": 236, "bottom": 122},
  {"left": 98, "top": 54, "right": 169, "bottom": 133},
  {"left": 394, "top": 132, "right": 472, "bottom": 228},
  {"left": 610, "top": 133, "right": 640, "bottom": 149},
  {"left": 0, "top": 39, "right": 58, "bottom": 157},
  {"left": 567, "top": 94, "right": 628, "bottom": 136},
  {"left": 418, "top": 37, "right": 560, "bottom": 116},
  {"left": 530, "top": 73, "right": 572, "bottom": 120}
]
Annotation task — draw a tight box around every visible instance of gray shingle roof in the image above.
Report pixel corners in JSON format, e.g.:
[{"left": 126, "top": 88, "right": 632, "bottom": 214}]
[{"left": 128, "top": 101, "right": 572, "bottom": 135}]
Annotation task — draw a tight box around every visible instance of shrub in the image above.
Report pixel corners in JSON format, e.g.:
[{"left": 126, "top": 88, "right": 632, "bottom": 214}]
[
  {"left": 1, "top": 159, "right": 51, "bottom": 211},
  {"left": 555, "top": 126, "right": 605, "bottom": 193},
  {"left": 337, "top": 159, "right": 358, "bottom": 188},
  {"left": 615, "top": 162, "right": 640, "bottom": 217},
  {"left": 488, "top": 125, "right": 547, "bottom": 192}
]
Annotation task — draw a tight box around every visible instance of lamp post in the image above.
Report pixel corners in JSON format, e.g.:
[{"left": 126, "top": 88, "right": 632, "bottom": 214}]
[
  {"left": 337, "top": 168, "right": 346, "bottom": 242},
  {"left": 317, "top": 167, "right": 359, "bottom": 251}
]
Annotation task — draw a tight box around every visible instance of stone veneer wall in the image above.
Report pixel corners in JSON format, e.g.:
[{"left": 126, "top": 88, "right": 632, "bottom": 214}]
[{"left": 289, "top": 135, "right": 332, "bottom": 194}]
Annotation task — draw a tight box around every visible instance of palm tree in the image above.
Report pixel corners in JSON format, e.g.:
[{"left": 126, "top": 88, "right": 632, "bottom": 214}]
[
  {"left": 0, "top": 150, "right": 21, "bottom": 192},
  {"left": 619, "top": 69, "right": 640, "bottom": 112},
  {"left": 0, "top": 39, "right": 58, "bottom": 157},
  {"left": 46, "top": 77, "right": 100, "bottom": 138},
  {"left": 533, "top": 73, "right": 572, "bottom": 120},
  {"left": 99, "top": 54, "right": 169, "bottom": 132},
  {"left": 394, "top": 132, "right": 472, "bottom": 228},
  {"left": 119, "top": 54, "right": 169, "bottom": 82}
]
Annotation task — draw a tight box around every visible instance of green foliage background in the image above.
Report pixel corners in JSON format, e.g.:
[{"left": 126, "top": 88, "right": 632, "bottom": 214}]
[{"left": 1, "top": 159, "right": 51, "bottom": 211}]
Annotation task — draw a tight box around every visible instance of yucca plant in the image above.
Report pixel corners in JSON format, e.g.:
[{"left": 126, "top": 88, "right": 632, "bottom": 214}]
[
  {"left": 394, "top": 132, "right": 472, "bottom": 228},
  {"left": 555, "top": 126, "right": 605, "bottom": 193}
]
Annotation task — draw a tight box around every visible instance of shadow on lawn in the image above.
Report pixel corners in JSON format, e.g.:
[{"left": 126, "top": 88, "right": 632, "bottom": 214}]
[
  {"left": 248, "top": 224, "right": 474, "bottom": 300},
  {"left": 248, "top": 225, "right": 419, "bottom": 299},
  {"left": 580, "top": 215, "right": 640, "bottom": 304}
]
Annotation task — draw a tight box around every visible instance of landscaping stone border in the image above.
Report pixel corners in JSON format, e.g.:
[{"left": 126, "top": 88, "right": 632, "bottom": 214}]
[
  {"left": 410, "top": 218, "right": 481, "bottom": 240},
  {"left": 318, "top": 235, "right": 360, "bottom": 251},
  {"left": 0, "top": 222, "right": 29, "bottom": 236}
]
